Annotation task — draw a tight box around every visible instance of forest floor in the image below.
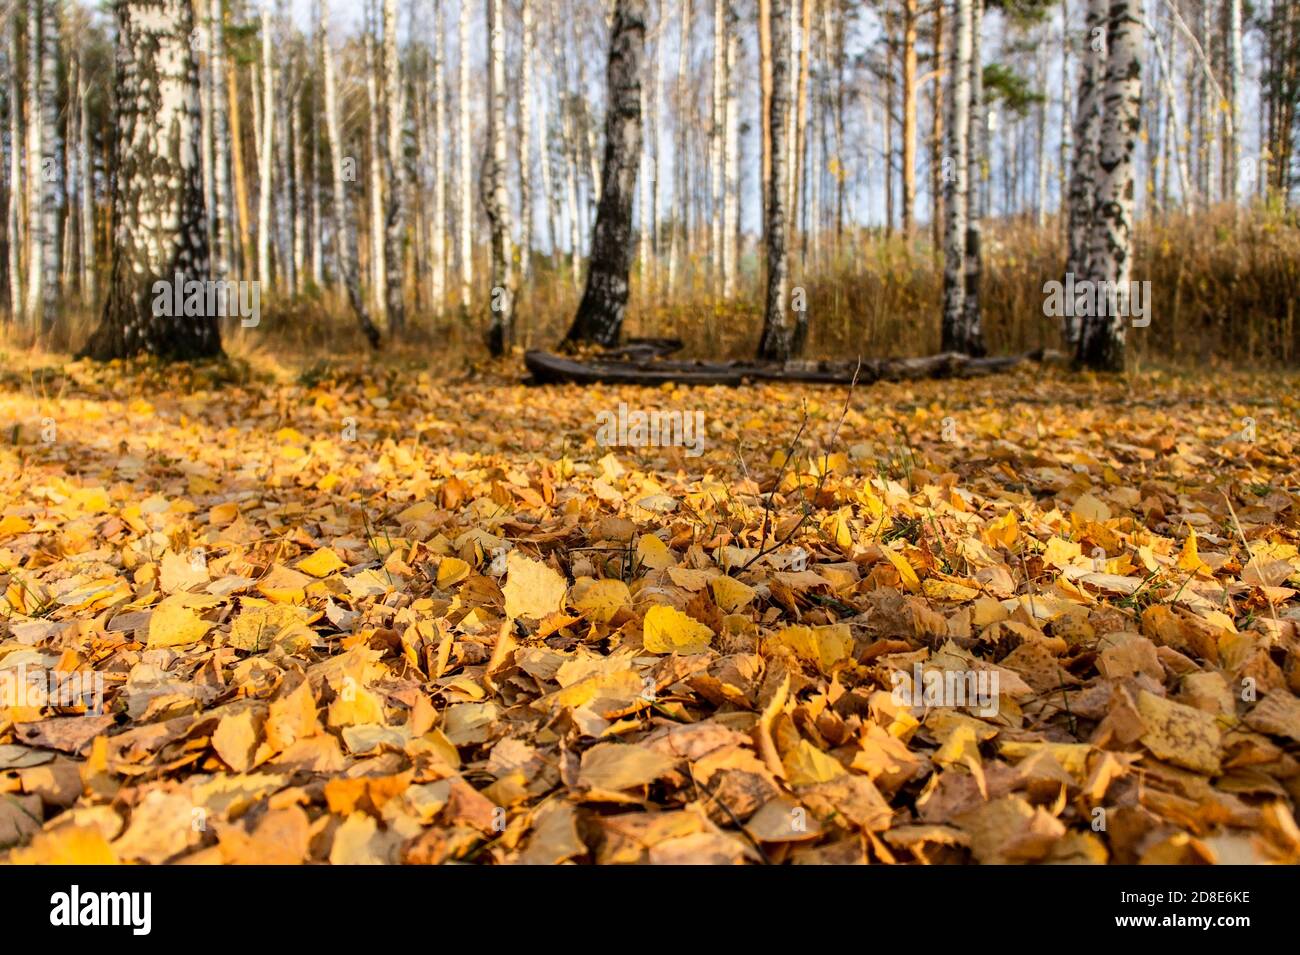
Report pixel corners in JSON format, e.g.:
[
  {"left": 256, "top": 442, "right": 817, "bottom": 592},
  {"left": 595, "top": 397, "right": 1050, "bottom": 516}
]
[{"left": 1, "top": 356, "right": 1299, "bottom": 864}]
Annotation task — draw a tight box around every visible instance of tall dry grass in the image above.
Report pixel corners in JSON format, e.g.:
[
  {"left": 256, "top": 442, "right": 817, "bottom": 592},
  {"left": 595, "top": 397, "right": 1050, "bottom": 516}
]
[{"left": 3, "top": 204, "right": 1297, "bottom": 369}]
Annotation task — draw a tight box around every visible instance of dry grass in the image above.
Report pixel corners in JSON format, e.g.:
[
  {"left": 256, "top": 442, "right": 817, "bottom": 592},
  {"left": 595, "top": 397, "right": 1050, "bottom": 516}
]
[{"left": 3, "top": 205, "right": 1297, "bottom": 369}]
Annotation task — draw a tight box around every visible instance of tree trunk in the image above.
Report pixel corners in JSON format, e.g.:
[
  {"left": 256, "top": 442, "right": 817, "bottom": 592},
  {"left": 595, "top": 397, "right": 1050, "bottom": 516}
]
[
  {"left": 901, "top": 0, "right": 918, "bottom": 235},
  {"left": 256, "top": 5, "right": 273, "bottom": 285},
  {"left": 564, "top": 0, "right": 646, "bottom": 347},
  {"left": 1065, "top": 0, "right": 1106, "bottom": 343},
  {"left": 81, "top": 0, "right": 219, "bottom": 361},
  {"left": 940, "top": 0, "right": 971, "bottom": 353},
  {"left": 759, "top": 0, "right": 772, "bottom": 243},
  {"left": 757, "top": 0, "right": 794, "bottom": 360},
  {"left": 1077, "top": 0, "right": 1141, "bottom": 371},
  {"left": 77, "top": 40, "right": 95, "bottom": 303},
  {"left": 364, "top": 5, "right": 386, "bottom": 321},
  {"left": 209, "top": 0, "right": 230, "bottom": 279},
  {"left": 710, "top": 0, "right": 725, "bottom": 285},
  {"left": 668, "top": 0, "right": 691, "bottom": 294},
  {"left": 431, "top": 0, "right": 447, "bottom": 315},
  {"left": 961, "top": 0, "right": 986, "bottom": 357},
  {"left": 518, "top": 0, "right": 534, "bottom": 284},
  {"left": 8, "top": 14, "right": 24, "bottom": 320},
  {"left": 484, "top": 0, "right": 514, "bottom": 356},
  {"left": 320, "top": 0, "right": 381, "bottom": 347},
  {"left": 382, "top": 0, "right": 405, "bottom": 332},
  {"left": 457, "top": 1, "right": 473, "bottom": 312},
  {"left": 227, "top": 57, "right": 252, "bottom": 277},
  {"left": 722, "top": 2, "right": 740, "bottom": 298},
  {"left": 1227, "top": 0, "right": 1242, "bottom": 202}
]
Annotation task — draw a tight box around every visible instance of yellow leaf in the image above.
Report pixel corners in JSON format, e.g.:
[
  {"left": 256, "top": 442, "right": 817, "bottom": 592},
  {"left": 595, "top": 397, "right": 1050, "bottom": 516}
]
[
  {"left": 636, "top": 533, "right": 676, "bottom": 570},
  {"left": 1042, "top": 536, "right": 1082, "bottom": 571},
  {"left": 709, "top": 575, "right": 756, "bottom": 612},
  {"left": 1072, "top": 492, "right": 1111, "bottom": 523},
  {"left": 783, "top": 739, "right": 847, "bottom": 785},
  {"left": 436, "top": 556, "right": 471, "bottom": 586},
  {"left": 768, "top": 624, "right": 854, "bottom": 673},
  {"left": 1176, "top": 531, "right": 1208, "bottom": 575},
  {"left": 0, "top": 515, "right": 32, "bottom": 538},
  {"left": 1136, "top": 689, "right": 1222, "bottom": 775},
  {"left": 256, "top": 565, "right": 313, "bottom": 603},
  {"left": 502, "top": 552, "right": 567, "bottom": 621},
  {"left": 923, "top": 578, "right": 980, "bottom": 601},
  {"left": 147, "top": 597, "right": 213, "bottom": 648},
  {"left": 296, "top": 547, "right": 347, "bottom": 578},
  {"left": 642, "top": 604, "right": 714, "bottom": 655},
  {"left": 9, "top": 824, "right": 119, "bottom": 864},
  {"left": 572, "top": 579, "right": 632, "bottom": 623},
  {"left": 882, "top": 546, "right": 921, "bottom": 592}
]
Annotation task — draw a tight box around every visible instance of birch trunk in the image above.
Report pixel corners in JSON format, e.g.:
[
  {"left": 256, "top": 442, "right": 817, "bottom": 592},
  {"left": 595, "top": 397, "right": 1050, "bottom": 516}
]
[
  {"left": 667, "top": 0, "right": 690, "bottom": 294},
  {"left": 431, "top": 0, "right": 447, "bottom": 314},
  {"left": 7, "top": 14, "right": 23, "bottom": 319},
  {"left": 901, "top": 0, "right": 917, "bottom": 235},
  {"left": 209, "top": 0, "right": 230, "bottom": 279},
  {"left": 382, "top": 0, "right": 404, "bottom": 332},
  {"left": 24, "top": 0, "right": 41, "bottom": 322},
  {"left": 758, "top": 0, "right": 794, "bottom": 360},
  {"left": 256, "top": 5, "right": 273, "bottom": 284},
  {"left": 962, "top": 0, "right": 986, "bottom": 356},
  {"left": 81, "top": 0, "right": 217, "bottom": 360},
  {"left": 484, "top": 0, "right": 513, "bottom": 355},
  {"left": 1065, "top": 0, "right": 1106, "bottom": 341},
  {"left": 710, "top": 0, "right": 724, "bottom": 284},
  {"left": 564, "top": 0, "right": 646, "bottom": 346},
  {"left": 320, "top": 0, "right": 381, "bottom": 346},
  {"left": 722, "top": 4, "right": 739, "bottom": 297},
  {"left": 364, "top": 7, "right": 386, "bottom": 320},
  {"left": 457, "top": 1, "right": 473, "bottom": 311},
  {"left": 940, "top": 0, "right": 971, "bottom": 353},
  {"left": 77, "top": 42, "right": 94, "bottom": 302},
  {"left": 1228, "top": 0, "right": 1242, "bottom": 202},
  {"left": 1078, "top": 0, "right": 1141, "bottom": 371},
  {"left": 518, "top": 0, "right": 534, "bottom": 282}
]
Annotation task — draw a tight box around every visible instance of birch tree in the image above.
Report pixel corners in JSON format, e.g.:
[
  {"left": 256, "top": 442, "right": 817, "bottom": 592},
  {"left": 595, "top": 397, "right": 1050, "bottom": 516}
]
[
  {"left": 961, "top": 0, "right": 985, "bottom": 357},
  {"left": 757, "top": 0, "right": 794, "bottom": 361},
  {"left": 382, "top": 0, "right": 405, "bottom": 332},
  {"left": 320, "top": 0, "right": 381, "bottom": 347},
  {"left": 256, "top": 4, "right": 273, "bottom": 284},
  {"left": 431, "top": 0, "right": 447, "bottom": 313},
  {"left": 457, "top": 2, "right": 473, "bottom": 311},
  {"left": 8, "top": 13, "right": 24, "bottom": 319},
  {"left": 1077, "top": 0, "right": 1141, "bottom": 371},
  {"left": 484, "top": 0, "right": 513, "bottom": 356},
  {"left": 1066, "top": 0, "right": 1106, "bottom": 334},
  {"left": 564, "top": 0, "right": 646, "bottom": 346},
  {"left": 518, "top": 0, "right": 534, "bottom": 283},
  {"left": 940, "top": 0, "right": 972, "bottom": 354},
  {"left": 81, "top": 0, "right": 217, "bottom": 361}
]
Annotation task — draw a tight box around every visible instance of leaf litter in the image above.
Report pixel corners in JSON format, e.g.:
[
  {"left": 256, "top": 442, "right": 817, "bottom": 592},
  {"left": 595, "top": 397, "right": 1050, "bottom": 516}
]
[{"left": 1, "top": 360, "right": 1299, "bottom": 864}]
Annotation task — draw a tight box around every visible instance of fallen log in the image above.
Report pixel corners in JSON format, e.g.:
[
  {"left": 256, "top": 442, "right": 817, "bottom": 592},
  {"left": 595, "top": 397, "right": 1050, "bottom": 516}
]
[{"left": 524, "top": 348, "right": 1049, "bottom": 387}]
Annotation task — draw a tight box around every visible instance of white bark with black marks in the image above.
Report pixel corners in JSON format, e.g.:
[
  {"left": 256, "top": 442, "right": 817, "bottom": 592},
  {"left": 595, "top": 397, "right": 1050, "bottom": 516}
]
[
  {"left": 940, "top": 0, "right": 971, "bottom": 353},
  {"left": 1078, "top": 0, "right": 1141, "bottom": 371},
  {"left": 564, "top": 0, "right": 646, "bottom": 347},
  {"left": 82, "top": 0, "right": 218, "bottom": 360},
  {"left": 484, "top": 0, "right": 514, "bottom": 355},
  {"left": 758, "top": 0, "right": 793, "bottom": 360},
  {"left": 320, "top": 0, "right": 381, "bottom": 347}
]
